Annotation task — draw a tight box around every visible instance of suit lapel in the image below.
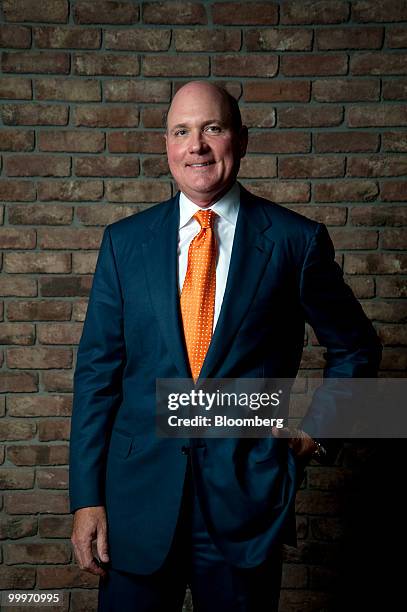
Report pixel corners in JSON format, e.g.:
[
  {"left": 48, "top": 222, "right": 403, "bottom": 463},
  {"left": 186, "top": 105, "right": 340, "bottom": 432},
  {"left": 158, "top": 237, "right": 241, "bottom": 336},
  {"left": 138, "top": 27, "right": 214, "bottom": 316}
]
[
  {"left": 199, "top": 186, "right": 275, "bottom": 380},
  {"left": 141, "top": 194, "right": 190, "bottom": 378}
]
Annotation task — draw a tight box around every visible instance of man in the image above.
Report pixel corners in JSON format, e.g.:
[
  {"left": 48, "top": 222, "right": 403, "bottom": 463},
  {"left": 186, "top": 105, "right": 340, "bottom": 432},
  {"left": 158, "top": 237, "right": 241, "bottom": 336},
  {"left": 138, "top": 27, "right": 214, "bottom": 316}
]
[{"left": 69, "top": 81, "right": 381, "bottom": 611}]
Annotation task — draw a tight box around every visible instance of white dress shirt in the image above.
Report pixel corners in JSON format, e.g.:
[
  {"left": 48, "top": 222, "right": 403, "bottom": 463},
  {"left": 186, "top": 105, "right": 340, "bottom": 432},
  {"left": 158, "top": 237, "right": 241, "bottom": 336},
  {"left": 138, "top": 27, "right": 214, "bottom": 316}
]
[{"left": 178, "top": 182, "right": 240, "bottom": 331}]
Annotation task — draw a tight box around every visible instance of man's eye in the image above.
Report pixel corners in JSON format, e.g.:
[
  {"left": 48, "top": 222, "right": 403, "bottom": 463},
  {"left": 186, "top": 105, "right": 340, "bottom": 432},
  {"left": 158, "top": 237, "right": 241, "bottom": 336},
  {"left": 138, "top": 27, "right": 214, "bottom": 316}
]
[
  {"left": 174, "top": 129, "right": 187, "bottom": 136},
  {"left": 206, "top": 125, "right": 221, "bottom": 133}
]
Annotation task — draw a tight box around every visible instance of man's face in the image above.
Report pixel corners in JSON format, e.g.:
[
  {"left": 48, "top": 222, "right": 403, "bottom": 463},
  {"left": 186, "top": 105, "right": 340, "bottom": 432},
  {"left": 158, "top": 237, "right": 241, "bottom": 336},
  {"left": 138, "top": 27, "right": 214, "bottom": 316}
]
[{"left": 165, "top": 83, "right": 247, "bottom": 207}]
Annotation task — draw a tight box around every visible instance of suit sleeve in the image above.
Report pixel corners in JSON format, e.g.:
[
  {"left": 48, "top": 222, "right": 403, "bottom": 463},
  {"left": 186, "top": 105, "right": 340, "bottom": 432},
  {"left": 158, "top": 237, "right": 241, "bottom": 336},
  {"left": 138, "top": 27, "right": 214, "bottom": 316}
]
[
  {"left": 69, "top": 226, "right": 126, "bottom": 512},
  {"left": 298, "top": 223, "right": 382, "bottom": 458}
]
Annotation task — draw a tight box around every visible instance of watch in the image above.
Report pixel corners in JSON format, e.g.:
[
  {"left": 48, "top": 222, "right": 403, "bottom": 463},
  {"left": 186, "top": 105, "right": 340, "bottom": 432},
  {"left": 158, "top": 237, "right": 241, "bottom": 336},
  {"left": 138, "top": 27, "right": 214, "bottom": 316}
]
[{"left": 311, "top": 439, "right": 327, "bottom": 463}]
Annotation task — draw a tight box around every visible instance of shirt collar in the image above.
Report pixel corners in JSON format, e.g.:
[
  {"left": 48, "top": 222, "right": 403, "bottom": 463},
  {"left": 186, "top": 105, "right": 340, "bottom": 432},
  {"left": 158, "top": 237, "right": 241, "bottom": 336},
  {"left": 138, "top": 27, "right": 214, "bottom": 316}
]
[{"left": 179, "top": 182, "right": 240, "bottom": 230}]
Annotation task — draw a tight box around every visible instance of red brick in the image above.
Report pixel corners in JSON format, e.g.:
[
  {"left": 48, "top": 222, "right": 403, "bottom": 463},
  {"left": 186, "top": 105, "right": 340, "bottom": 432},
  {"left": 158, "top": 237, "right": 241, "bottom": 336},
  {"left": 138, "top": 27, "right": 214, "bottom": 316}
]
[
  {"left": 0, "top": 517, "right": 37, "bottom": 539},
  {"left": 9, "top": 204, "right": 72, "bottom": 226},
  {"left": 143, "top": 55, "right": 209, "bottom": 77},
  {"left": 282, "top": 0, "right": 349, "bottom": 24},
  {"left": 38, "top": 419, "right": 71, "bottom": 441},
  {"left": 0, "top": 77, "right": 31, "bottom": 99},
  {"left": 37, "top": 323, "right": 83, "bottom": 345},
  {"left": 0, "top": 567, "right": 35, "bottom": 589},
  {"left": 104, "top": 79, "right": 170, "bottom": 103},
  {"left": 2, "top": 51, "right": 69, "bottom": 74},
  {"left": 143, "top": 2, "right": 206, "bottom": 24},
  {"left": 74, "top": 52, "right": 139, "bottom": 76},
  {"left": 240, "top": 106, "right": 276, "bottom": 128},
  {"left": 279, "top": 105, "right": 343, "bottom": 128},
  {"left": 352, "top": 52, "right": 407, "bottom": 75},
  {"left": 0, "top": 372, "right": 37, "bottom": 393},
  {"left": 4, "top": 542, "right": 70, "bottom": 564},
  {"left": 238, "top": 156, "right": 277, "bottom": 178},
  {"left": 7, "top": 347, "right": 72, "bottom": 369},
  {"left": 314, "top": 132, "right": 379, "bottom": 153},
  {"left": 381, "top": 348, "right": 407, "bottom": 370},
  {"left": 6, "top": 155, "right": 70, "bottom": 177},
  {"left": 108, "top": 131, "right": 165, "bottom": 153},
  {"left": 40, "top": 276, "right": 92, "bottom": 297},
  {"left": 212, "top": 2, "right": 278, "bottom": 24},
  {"left": 105, "top": 28, "right": 170, "bottom": 51},
  {"left": 70, "top": 590, "right": 99, "bottom": 612},
  {"left": 244, "top": 181, "right": 310, "bottom": 203},
  {"left": 350, "top": 205, "right": 407, "bottom": 226},
  {"left": 376, "top": 278, "right": 407, "bottom": 298},
  {"left": 142, "top": 157, "right": 169, "bottom": 178},
  {"left": 282, "top": 53, "right": 348, "bottom": 76},
  {"left": 37, "top": 566, "right": 98, "bottom": 588},
  {"left": 5, "top": 491, "right": 68, "bottom": 514},
  {"left": 314, "top": 180, "right": 378, "bottom": 203},
  {"left": 7, "top": 444, "right": 69, "bottom": 466},
  {"left": 38, "top": 130, "right": 104, "bottom": 152},
  {"left": 280, "top": 156, "right": 344, "bottom": 179},
  {"left": 0, "top": 25, "right": 31, "bottom": 48},
  {"left": 349, "top": 104, "right": 407, "bottom": 127},
  {"left": 0, "top": 323, "right": 34, "bottom": 344},
  {"left": 71, "top": 251, "right": 97, "bottom": 274},
  {"left": 74, "top": 0, "right": 139, "bottom": 24},
  {"left": 313, "top": 78, "right": 379, "bottom": 102},
  {"left": 296, "top": 488, "right": 344, "bottom": 514},
  {"left": 34, "top": 26, "right": 101, "bottom": 49},
  {"left": 4, "top": 253, "right": 70, "bottom": 274},
  {"left": 41, "top": 371, "right": 72, "bottom": 393},
  {"left": 246, "top": 27, "right": 312, "bottom": 51},
  {"left": 39, "top": 515, "right": 72, "bottom": 537},
  {"left": 36, "top": 78, "right": 101, "bottom": 102},
  {"left": 363, "top": 300, "right": 407, "bottom": 323},
  {"left": 7, "top": 300, "right": 72, "bottom": 321},
  {"left": 281, "top": 563, "right": 308, "bottom": 589},
  {"left": 244, "top": 80, "right": 310, "bottom": 103},
  {"left": 0, "top": 420, "right": 35, "bottom": 441},
  {"left": 247, "top": 132, "right": 310, "bottom": 154},
  {"left": 0, "top": 228, "right": 36, "bottom": 248},
  {"left": 347, "top": 155, "right": 407, "bottom": 177},
  {"left": 381, "top": 229, "right": 407, "bottom": 250},
  {"left": 106, "top": 180, "right": 171, "bottom": 203},
  {"left": 345, "top": 275, "right": 375, "bottom": 298},
  {"left": 0, "top": 277, "right": 36, "bottom": 297},
  {"left": 38, "top": 228, "right": 103, "bottom": 249},
  {"left": 75, "top": 156, "right": 139, "bottom": 177},
  {"left": 352, "top": 0, "right": 407, "bottom": 22},
  {"left": 1, "top": 103, "right": 68, "bottom": 126},
  {"left": 289, "top": 205, "right": 347, "bottom": 226},
  {"left": 378, "top": 324, "right": 407, "bottom": 346},
  {"left": 0, "top": 467, "right": 34, "bottom": 489},
  {"left": 3, "top": 0, "right": 68, "bottom": 23},
  {"left": 387, "top": 26, "right": 407, "bottom": 49},
  {"left": 383, "top": 133, "right": 407, "bottom": 155},
  {"left": 74, "top": 105, "right": 139, "bottom": 128},
  {"left": 383, "top": 79, "right": 407, "bottom": 101},
  {"left": 0, "top": 129, "right": 34, "bottom": 151},
  {"left": 330, "top": 228, "right": 378, "bottom": 250},
  {"left": 345, "top": 253, "right": 407, "bottom": 274},
  {"left": 175, "top": 28, "right": 241, "bottom": 52},
  {"left": 381, "top": 181, "right": 407, "bottom": 201},
  {"left": 142, "top": 106, "right": 168, "bottom": 128},
  {"left": 38, "top": 180, "right": 103, "bottom": 201},
  {"left": 38, "top": 467, "right": 68, "bottom": 489},
  {"left": 8, "top": 395, "right": 71, "bottom": 417},
  {"left": 310, "top": 517, "right": 345, "bottom": 541},
  {"left": 213, "top": 54, "right": 278, "bottom": 77},
  {"left": 76, "top": 205, "right": 138, "bottom": 226},
  {"left": 317, "top": 27, "right": 383, "bottom": 50}
]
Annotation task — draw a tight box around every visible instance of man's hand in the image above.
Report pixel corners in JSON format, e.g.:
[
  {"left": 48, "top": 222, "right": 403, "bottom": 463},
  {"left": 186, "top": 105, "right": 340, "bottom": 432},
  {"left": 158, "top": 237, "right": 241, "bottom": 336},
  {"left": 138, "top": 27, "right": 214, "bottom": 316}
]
[
  {"left": 71, "top": 506, "right": 109, "bottom": 577},
  {"left": 272, "top": 426, "right": 317, "bottom": 463}
]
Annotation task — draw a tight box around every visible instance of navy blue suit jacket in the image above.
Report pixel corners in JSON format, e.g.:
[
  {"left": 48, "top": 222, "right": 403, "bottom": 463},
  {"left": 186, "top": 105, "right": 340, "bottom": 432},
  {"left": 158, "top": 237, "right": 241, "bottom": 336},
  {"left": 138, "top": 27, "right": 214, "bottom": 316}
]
[{"left": 69, "top": 185, "right": 381, "bottom": 574}]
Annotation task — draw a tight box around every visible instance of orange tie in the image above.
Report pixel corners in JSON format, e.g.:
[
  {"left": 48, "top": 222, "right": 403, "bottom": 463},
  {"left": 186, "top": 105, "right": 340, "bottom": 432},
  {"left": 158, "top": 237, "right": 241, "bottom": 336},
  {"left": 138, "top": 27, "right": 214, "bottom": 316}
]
[{"left": 180, "top": 209, "right": 217, "bottom": 382}]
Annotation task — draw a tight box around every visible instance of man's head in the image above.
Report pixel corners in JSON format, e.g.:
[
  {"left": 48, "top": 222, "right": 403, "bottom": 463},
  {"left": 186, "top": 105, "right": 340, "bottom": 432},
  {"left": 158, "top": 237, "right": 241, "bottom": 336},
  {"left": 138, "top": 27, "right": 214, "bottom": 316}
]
[{"left": 165, "top": 81, "right": 248, "bottom": 207}]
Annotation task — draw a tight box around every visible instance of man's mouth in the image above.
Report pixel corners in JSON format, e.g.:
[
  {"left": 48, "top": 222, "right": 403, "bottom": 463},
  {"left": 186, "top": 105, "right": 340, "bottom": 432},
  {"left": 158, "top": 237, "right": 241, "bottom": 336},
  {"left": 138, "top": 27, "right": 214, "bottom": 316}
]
[{"left": 187, "top": 161, "right": 215, "bottom": 168}]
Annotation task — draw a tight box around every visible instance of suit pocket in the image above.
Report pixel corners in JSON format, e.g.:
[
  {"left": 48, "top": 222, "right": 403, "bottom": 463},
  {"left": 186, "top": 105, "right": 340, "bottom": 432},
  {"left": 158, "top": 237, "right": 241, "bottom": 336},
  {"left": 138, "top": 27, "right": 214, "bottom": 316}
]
[{"left": 109, "top": 429, "right": 136, "bottom": 460}]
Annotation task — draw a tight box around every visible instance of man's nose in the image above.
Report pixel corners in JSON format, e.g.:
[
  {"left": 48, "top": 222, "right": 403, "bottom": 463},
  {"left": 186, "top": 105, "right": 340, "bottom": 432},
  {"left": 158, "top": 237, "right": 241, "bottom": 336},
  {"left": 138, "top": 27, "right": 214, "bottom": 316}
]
[{"left": 188, "top": 131, "right": 208, "bottom": 154}]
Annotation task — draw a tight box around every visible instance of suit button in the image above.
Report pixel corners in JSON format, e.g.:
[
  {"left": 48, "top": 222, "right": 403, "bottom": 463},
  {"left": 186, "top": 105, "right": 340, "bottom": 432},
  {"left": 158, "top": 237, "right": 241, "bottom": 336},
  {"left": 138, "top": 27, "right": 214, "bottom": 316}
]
[{"left": 181, "top": 446, "right": 190, "bottom": 455}]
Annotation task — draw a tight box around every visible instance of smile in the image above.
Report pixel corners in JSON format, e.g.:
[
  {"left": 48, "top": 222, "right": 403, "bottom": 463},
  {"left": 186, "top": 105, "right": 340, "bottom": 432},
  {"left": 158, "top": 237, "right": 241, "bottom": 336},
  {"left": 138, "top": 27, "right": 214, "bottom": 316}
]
[{"left": 187, "top": 162, "right": 215, "bottom": 168}]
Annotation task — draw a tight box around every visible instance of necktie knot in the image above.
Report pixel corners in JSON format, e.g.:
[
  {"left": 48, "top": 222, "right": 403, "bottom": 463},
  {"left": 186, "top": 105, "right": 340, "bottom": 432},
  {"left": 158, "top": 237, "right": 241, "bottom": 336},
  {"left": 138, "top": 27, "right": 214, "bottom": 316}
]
[{"left": 194, "top": 209, "right": 216, "bottom": 230}]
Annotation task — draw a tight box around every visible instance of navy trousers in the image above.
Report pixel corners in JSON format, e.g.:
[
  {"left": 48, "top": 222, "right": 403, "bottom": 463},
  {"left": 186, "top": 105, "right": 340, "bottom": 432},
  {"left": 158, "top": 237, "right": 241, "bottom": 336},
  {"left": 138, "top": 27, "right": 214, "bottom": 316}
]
[{"left": 98, "top": 455, "right": 283, "bottom": 612}]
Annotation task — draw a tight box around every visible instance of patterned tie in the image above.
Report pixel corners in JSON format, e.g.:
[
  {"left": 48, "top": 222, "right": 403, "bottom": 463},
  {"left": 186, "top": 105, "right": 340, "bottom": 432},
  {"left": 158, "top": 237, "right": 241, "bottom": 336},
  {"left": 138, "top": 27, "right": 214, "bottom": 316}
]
[{"left": 180, "top": 209, "right": 217, "bottom": 382}]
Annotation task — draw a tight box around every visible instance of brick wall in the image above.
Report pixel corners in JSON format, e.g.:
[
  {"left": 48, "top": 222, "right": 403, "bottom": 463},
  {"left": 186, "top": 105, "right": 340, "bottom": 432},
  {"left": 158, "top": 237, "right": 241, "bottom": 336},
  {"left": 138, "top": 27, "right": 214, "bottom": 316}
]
[{"left": 0, "top": 1, "right": 406, "bottom": 610}]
